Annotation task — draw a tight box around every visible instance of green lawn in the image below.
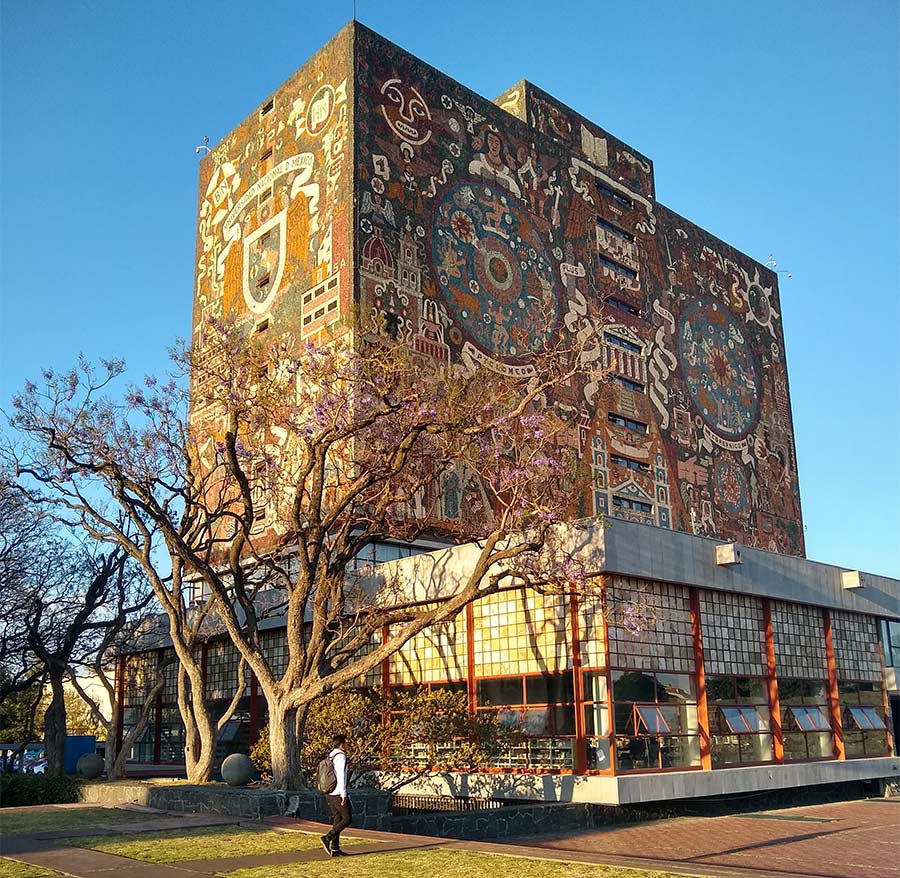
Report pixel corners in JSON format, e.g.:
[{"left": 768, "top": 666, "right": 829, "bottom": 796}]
[
  {"left": 224, "top": 849, "right": 693, "bottom": 878},
  {"left": 0, "top": 859, "right": 63, "bottom": 878},
  {"left": 66, "top": 824, "right": 369, "bottom": 863},
  {"left": 0, "top": 807, "right": 152, "bottom": 836}
]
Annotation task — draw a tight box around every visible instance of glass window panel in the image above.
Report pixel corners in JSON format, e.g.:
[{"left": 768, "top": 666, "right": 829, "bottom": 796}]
[
  {"left": 656, "top": 673, "right": 694, "bottom": 702},
  {"left": 521, "top": 708, "right": 551, "bottom": 735},
  {"left": 636, "top": 705, "right": 670, "bottom": 734},
  {"left": 612, "top": 670, "right": 659, "bottom": 702},
  {"left": 744, "top": 732, "right": 773, "bottom": 762},
  {"left": 809, "top": 707, "right": 831, "bottom": 732},
  {"left": 476, "top": 677, "right": 523, "bottom": 706},
  {"left": 792, "top": 707, "right": 816, "bottom": 732},
  {"left": 857, "top": 684, "right": 883, "bottom": 706},
  {"left": 863, "top": 707, "right": 887, "bottom": 730},
  {"left": 720, "top": 706, "right": 751, "bottom": 733},
  {"left": 740, "top": 706, "right": 768, "bottom": 732},
  {"left": 525, "top": 672, "right": 574, "bottom": 705},
  {"left": 847, "top": 706, "right": 873, "bottom": 730},
  {"left": 584, "top": 703, "right": 609, "bottom": 736},
  {"left": 706, "top": 676, "right": 736, "bottom": 704},
  {"left": 552, "top": 705, "right": 577, "bottom": 735},
  {"left": 735, "top": 677, "right": 767, "bottom": 703},
  {"left": 660, "top": 734, "right": 701, "bottom": 768},
  {"left": 497, "top": 708, "right": 521, "bottom": 728},
  {"left": 583, "top": 671, "right": 608, "bottom": 704}
]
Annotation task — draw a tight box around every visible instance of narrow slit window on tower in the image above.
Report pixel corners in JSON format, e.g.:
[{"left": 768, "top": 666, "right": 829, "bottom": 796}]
[
  {"left": 607, "top": 296, "right": 642, "bottom": 317},
  {"left": 597, "top": 217, "right": 635, "bottom": 242},
  {"left": 611, "top": 375, "right": 646, "bottom": 394},
  {"left": 608, "top": 412, "right": 648, "bottom": 434},
  {"left": 604, "top": 332, "right": 642, "bottom": 354},
  {"left": 261, "top": 98, "right": 274, "bottom": 116},
  {"left": 598, "top": 255, "right": 638, "bottom": 281}
]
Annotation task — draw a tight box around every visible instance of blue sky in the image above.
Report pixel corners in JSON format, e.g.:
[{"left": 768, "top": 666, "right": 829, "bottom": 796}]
[{"left": 1, "top": 0, "right": 897, "bottom": 576}]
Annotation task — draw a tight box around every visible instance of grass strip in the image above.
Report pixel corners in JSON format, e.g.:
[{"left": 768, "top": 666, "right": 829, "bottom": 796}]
[
  {"left": 223, "top": 848, "right": 697, "bottom": 878},
  {"left": 66, "top": 824, "right": 368, "bottom": 863},
  {"left": 0, "top": 858, "right": 64, "bottom": 878},
  {"left": 0, "top": 807, "right": 151, "bottom": 836}
]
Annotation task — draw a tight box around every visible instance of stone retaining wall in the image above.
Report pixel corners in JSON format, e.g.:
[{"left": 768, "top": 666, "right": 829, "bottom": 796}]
[
  {"left": 79, "top": 782, "right": 391, "bottom": 829},
  {"left": 79, "top": 781, "right": 605, "bottom": 838}
]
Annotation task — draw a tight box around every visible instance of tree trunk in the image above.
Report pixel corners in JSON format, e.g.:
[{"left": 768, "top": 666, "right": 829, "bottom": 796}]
[
  {"left": 104, "top": 710, "right": 124, "bottom": 779},
  {"left": 268, "top": 700, "right": 303, "bottom": 789},
  {"left": 43, "top": 671, "right": 67, "bottom": 776}
]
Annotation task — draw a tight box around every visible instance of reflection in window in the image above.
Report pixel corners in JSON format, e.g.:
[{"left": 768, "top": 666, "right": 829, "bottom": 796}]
[
  {"left": 839, "top": 681, "right": 890, "bottom": 757},
  {"left": 611, "top": 669, "right": 700, "bottom": 771},
  {"left": 475, "top": 671, "right": 577, "bottom": 770},
  {"left": 706, "top": 674, "right": 773, "bottom": 767}
]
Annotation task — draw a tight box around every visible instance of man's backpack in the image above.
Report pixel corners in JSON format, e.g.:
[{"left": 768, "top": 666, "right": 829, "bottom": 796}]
[{"left": 316, "top": 753, "right": 336, "bottom": 793}]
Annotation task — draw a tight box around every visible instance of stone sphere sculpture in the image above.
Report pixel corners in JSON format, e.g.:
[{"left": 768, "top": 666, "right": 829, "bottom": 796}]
[
  {"left": 221, "top": 753, "right": 255, "bottom": 786},
  {"left": 77, "top": 753, "right": 104, "bottom": 780}
]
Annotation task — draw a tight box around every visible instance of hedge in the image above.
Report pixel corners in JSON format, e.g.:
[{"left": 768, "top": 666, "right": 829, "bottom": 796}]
[{"left": 0, "top": 773, "right": 82, "bottom": 807}]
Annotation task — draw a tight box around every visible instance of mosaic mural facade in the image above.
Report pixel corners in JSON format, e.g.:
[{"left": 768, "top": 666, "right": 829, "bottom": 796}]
[
  {"left": 352, "top": 25, "right": 804, "bottom": 555},
  {"left": 190, "top": 23, "right": 804, "bottom": 554}
]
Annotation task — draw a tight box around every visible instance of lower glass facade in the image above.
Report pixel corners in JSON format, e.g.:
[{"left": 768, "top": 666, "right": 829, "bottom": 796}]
[{"left": 118, "top": 575, "right": 894, "bottom": 773}]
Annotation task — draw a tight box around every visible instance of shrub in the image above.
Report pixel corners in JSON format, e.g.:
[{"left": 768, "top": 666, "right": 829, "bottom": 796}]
[{"left": 0, "top": 773, "right": 82, "bottom": 807}]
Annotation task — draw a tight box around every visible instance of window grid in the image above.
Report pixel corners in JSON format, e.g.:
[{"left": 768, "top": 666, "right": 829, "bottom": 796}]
[
  {"left": 605, "top": 578, "right": 693, "bottom": 673},
  {"left": 771, "top": 601, "right": 827, "bottom": 678},
  {"left": 698, "top": 590, "right": 767, "bottom": 677},
  {"left": 778, "top": 678, "right": 833, "bottom": 762},
  {"left": 261, "top": 628, "right": 289, "bottom": 679},
  {"left": 472, "top": 589, "right": 570, "bottom": 676},
  {"left": 831, "top": 610, "right": 882, "bottom": 682},
  {"left": 205, "top": 639, "right": 244, "bottom": 701},
  {"left": 577, "top": 592, "right": 606, "bottom": 669},
  {"left": 389, "top": 610, "right": 466, "bottom": 684},
  {"left": 159, "top": 647, "right": 178, "bottom": 703},
  {"left": 123, "top": 652, "right": 160, "bottom": 707}
]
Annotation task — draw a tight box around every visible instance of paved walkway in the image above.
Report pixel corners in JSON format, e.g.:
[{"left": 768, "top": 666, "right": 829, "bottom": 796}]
[
  {"left": 1, "top": 799, "right": 898, "bottom": 878},
  {"left": 500, "top": 799, "right": 900, "bottom": 878}
]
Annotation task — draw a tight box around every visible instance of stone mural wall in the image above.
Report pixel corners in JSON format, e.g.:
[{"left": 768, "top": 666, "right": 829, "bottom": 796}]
[{"left": 353, "top": 24, "right": 804, "bottom": 555}]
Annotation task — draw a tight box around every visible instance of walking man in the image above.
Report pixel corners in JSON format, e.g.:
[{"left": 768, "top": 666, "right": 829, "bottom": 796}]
[{"left": 320, "top": 733, "right": 351, "bottom": 856}]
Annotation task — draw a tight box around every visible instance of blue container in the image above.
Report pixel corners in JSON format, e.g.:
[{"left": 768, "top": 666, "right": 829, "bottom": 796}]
[{"left": 64, "top": 736, "right": 97, "bottom": 774}]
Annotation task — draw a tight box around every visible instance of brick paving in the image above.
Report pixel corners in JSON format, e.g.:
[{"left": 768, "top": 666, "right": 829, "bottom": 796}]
[{"left": 507, "top": 799, "right": 900, "bottom": 878}]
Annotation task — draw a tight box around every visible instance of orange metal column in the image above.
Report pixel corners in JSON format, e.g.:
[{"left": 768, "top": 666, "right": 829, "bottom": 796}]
[
  {"left": 600, "top": 575, "right": 616, "bottom": 774},
  {"left": 568, "top": 592, "right": 587, "bottom": 773},
  {"left": 465, "top": 604, "right": 476, "bottom": 714},
  {"left": 823, "top": 609, "right": 845, "bottom": 760},
  {"left": 690, "top": 589, "right": 712, "bottom": 771},
  {"left": 762, "top": 600, "right": 784, "bottom": 764}
]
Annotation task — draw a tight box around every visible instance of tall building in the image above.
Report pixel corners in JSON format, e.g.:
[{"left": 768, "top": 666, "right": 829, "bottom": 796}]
[
  {"left": 191, "top": 22, "right": 803, "bottom": 555},
  {"left": 117, "top": 23, "right": 899, "bottom": 804}
]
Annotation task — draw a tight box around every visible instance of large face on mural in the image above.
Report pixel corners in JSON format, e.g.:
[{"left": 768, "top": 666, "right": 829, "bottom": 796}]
[{"left": 429, "top": 181, "right": 560, "bottom": 364}]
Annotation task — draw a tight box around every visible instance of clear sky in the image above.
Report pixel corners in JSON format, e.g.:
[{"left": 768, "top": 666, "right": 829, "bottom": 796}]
[{"left": 1, "top": 0, "right": 897, "bottom": 577}]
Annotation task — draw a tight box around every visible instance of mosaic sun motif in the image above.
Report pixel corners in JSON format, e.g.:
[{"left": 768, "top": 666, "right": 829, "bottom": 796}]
[
  {"left": 713, "top": 457, "right": 751, "bottom": 518},
  {"left": 429, "top": 181, "right": 559, "bottom": 363},
  {"left": 677, "top": 298, "right": 762, "bottom": 439}
]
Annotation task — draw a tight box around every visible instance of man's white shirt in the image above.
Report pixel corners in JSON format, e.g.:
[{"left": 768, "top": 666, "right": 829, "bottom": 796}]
[{"left": 328, "top": 748, "right": 347, "bottom": 798}]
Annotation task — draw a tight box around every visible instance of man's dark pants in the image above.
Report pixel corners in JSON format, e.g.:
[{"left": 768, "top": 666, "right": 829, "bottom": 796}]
[{"left": 324, "top": 794, "right": 352, "bottom": 850}]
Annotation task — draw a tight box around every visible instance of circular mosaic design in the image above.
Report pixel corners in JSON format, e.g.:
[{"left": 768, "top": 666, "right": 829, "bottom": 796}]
[
  {"left": 713, "top": 458, "right": 750, "bottom": 517},
  {"left": 430, "top": 181, "right": 559, "bottom": 363},
  {"left": 677, "top": 298, "right": 762, "bottom": 439}
]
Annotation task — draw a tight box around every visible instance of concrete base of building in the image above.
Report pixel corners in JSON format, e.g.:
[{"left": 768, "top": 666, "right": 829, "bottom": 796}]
[{"left": 377, "top": 756, "right": 900, "bottom": 805}]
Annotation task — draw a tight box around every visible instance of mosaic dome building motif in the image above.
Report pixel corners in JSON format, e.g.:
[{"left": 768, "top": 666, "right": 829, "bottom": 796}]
[
  {"left": 429, "top": 181, "right": 559, "bottom": 364},
  {"left": 677, "top": 298, "right": 762, "bottom": 440}
]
